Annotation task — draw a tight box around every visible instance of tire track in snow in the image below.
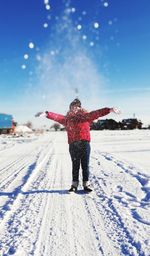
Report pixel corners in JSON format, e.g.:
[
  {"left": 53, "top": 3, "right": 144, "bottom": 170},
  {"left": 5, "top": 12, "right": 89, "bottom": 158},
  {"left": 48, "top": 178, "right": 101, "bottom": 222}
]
[
  {"left": 54, "top": 145, "right": 107, "bottom": 256},
  {"left": 0, "top": 138, "right": 52, "bottom": 190},
  {"left": 90, "top": 151, "right": 147, "bottom": 255},
  {"left": 33, "top": 150, "right": 79, "bottom": 256},
  {"left": 0, "top": 140, "right": 54, "bottom": 229},
  {"left": 89, "top": 173, "right": 144, "bottom": 255},
  {"left": 100, "top": 152, "right": 150, "bottom": 187},
  {"left": 81, "top": 193, "right": 117, "bottom": 256},
  {"left": 0, "top": 156, "right": 37, "bottom": 191},
  {"left": 0, "top": 142, "right": 16, "bottom": 153},
  {"left": 0, "top": 144, "right": 56, "bottom": 255},
  {"left": 0, "top": 138, "right": 53, "bottom": 188},
  {"left": 0, "top": 140, "right": 54, "bottom": 223},
  {"left": 23, "top": 155, "right": 58, "bottom": 256},
  {"left": 30, "top": 144, "right": 109, "bottom": 256},
  {"left": 33, "top": 156, "right": 65, "bottom": 255},
  {"left": 0, "top": 139, "right": 74, "bottom": 256},
  {"left": 99, "top": 152, "right": 150, "bottom": 221}
]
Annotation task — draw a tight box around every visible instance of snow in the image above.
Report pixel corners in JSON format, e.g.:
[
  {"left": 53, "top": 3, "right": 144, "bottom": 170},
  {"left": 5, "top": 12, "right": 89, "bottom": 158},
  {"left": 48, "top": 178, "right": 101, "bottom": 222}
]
[
  {"left": 24, "top": 54, "right": 29, "bottom": 60},
  {"left": 94, "top": 22, "right": 99, "bottom": 29},
  {"left": 28, "top": 42, "right": 35, "bottom": 49},
  {"left": 0, "top": 130, "right": 150, "bottom": 255},
  {"left": 43, "top": 23, "right": 48, "bottom": 28},
  {"left": 45, "top": 4, "right": 51, "bottom": 11},
  {"left": 82, "top": 35, "right": 87, "bottom": 40},
  {"left": 71, "top": 7, "right": 76, "bottom": 13},
  {"left": 77, "top": 24, "right": 82, "bottom": 30},
  {"left": 103, "top": 2, "right": 109, "bottom": 8},
  {"left": 90, "top": 41, "right": 94, "bottom": 47},
  {"left": 21, "top": 64, "right": 26, "bottom": 70},
  {"left": 15, "top": 125, "right": 32, "bottom": 134}
]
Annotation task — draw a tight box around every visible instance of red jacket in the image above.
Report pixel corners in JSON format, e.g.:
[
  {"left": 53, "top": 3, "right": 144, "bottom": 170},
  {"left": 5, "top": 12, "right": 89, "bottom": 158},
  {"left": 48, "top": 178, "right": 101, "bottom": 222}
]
[{"left": 46, "top": 108, "right": 111, "bottom": 144}]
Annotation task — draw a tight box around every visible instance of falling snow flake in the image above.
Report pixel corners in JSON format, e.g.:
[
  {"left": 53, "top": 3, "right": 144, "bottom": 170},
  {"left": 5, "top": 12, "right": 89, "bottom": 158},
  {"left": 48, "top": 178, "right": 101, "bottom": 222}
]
[
  {"left": 43, "top": 23, "right": 48, "bottom": 28},
  {"left": 108, "top": 20, "right": 113, "bottom": 25},
  {"left": 44, "top": 0, "right": 49, "bottom": 4},
  {"left": 36, "top": 55, "right": 42, "bottom": 61},
  {"left": 71, "top": 7, "right": 76, "bottom": 13},
  {"left": 82, "top": 10, "right": 87, "bottom": 16},
  {"left": 77, "top": 24, "right": 82, "bottom": 30},
  {"left": 82, "top": 35, "right": 87, "bottom": 40},
  {"left": 45, "top": 4, "right": 51, "bottom": 10},
  {"left": 50, "top": 50, "right": 55, "bottom": 56},
  {"left": 93, "top": 22, "right": 99, "bottom": 29},
  {"left": 24, "top": 54, "right": 29, "bottom": 60},
  {"left": 104, "top": 2, "right": 109, "bottom": 7},
  {"left": 21, "top": 64, "right": 26, "bottom": 70},
  {"left": 28, "top": 42, "right": 35, "bottom": 49},
  {"left": 90, "top": 41, "right": 94, "bottom": 47}
]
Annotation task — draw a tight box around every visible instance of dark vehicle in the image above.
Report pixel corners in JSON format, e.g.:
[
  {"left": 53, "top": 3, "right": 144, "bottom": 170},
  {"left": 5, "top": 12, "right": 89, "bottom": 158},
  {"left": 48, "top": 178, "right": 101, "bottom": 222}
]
[
  {"left": 121, "top": 118, "right": 142, "bottom": 130},
  {"left": 91, "top": 119, "right": 120, "bottom": 130},
  {"left": 0, "top": 113, "right": 15, "bottom": 134}
]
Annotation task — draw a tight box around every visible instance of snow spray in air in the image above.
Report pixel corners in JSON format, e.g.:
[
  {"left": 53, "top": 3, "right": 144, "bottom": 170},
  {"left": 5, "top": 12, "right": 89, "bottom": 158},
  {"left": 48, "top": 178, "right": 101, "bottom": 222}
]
[{"left": 26, "top": 1, "right": 107, "bottom": 114}]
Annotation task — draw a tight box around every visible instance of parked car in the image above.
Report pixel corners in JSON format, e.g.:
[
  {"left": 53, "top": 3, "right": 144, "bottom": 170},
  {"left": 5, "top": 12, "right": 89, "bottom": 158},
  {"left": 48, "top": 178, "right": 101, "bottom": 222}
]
[
  {"left": 121, "top": 118, "right": 142, "bottom": 130},
  {"left": 90, "top": 118, "right": 143, "bottom": 130},
  {"left": 91, "top": 119, "right": 120, "bottom": 130}
]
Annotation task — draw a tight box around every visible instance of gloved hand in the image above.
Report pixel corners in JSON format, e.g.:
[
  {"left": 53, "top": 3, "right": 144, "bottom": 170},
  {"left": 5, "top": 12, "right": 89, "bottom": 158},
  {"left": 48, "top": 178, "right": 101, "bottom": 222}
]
[
  {"left": 35, "top": 112, "right": 47, "bottom": 117},
  {"left": 110, "top": 107, "right": 121, "bottom": 114}
]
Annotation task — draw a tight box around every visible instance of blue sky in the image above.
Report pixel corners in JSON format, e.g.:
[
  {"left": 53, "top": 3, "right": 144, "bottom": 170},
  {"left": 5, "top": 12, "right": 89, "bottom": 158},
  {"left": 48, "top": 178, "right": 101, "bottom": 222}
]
[{"left": 0, "top": 0, "right": 150, "bottom": 127}]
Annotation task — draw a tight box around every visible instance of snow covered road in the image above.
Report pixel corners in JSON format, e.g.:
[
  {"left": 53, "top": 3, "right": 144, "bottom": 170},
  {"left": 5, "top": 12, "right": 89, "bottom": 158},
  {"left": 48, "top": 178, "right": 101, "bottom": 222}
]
[{"left": 0, "top": 131, "right": 150, "bottom": 256}]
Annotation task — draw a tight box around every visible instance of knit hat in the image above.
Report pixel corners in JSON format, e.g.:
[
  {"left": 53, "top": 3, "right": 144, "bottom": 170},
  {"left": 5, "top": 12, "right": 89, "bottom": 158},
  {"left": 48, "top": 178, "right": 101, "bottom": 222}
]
[{"left": 69, "top": 98, "right": 81, "bottom": 109}]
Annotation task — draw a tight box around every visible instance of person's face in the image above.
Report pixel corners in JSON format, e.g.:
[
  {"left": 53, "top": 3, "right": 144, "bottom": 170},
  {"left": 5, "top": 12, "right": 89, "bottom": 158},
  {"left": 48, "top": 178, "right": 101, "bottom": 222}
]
[{"left": 70, "top": 103, "right": 80, "bottom": 111}]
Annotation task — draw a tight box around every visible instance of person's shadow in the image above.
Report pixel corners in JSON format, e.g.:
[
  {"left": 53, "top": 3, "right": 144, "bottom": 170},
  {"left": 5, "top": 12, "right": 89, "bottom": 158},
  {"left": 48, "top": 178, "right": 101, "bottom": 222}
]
[
  {"left": 22, "top": 189, "right": 69, "bottom": 195},
  {"left": 0, "top": 189, "right": 69, "bottom": 219},
  {"left": 0, "top": 189, "right": 69, "bottom": 198}
]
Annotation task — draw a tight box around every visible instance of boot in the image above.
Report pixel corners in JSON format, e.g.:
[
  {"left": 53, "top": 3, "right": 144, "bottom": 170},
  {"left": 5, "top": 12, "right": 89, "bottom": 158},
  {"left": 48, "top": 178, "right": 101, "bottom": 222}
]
[
  {"left": 69, "top": 181, "right": 78, "bottom": 192},
  {"left": 83, "top": 181, "right": 92, "bottom": 192},
  {"left": 84, "top": 186, "right": 93, "bottom": 192},
  {"left": 68, "top": 185, "right": 77, "bottom": 192}
]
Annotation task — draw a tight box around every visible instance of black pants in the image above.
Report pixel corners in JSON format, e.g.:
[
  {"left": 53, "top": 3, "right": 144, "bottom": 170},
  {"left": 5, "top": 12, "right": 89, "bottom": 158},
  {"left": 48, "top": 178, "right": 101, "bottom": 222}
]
[{"left": 69, "top": 140, "right": 91, "bottom": 182}]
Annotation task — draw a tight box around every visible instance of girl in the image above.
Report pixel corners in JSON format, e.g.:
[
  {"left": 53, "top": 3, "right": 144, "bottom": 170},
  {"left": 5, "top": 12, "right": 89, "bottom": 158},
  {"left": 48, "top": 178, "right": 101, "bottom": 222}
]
[{"left": 35, "top": 98, "right": 120, "bottom": 192}]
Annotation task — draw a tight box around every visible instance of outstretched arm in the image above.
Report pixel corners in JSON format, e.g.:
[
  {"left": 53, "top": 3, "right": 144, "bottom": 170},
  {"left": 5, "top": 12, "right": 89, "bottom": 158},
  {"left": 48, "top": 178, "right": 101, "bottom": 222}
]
[
  {"left": 35, "top": 111, "right": 66, "bottom": 126},
  {"left": 46, "top": 111, "right": 66, "bottom": 126},
  {"left": 86, "top": 107, "right": 121, "bottom": 122}
]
